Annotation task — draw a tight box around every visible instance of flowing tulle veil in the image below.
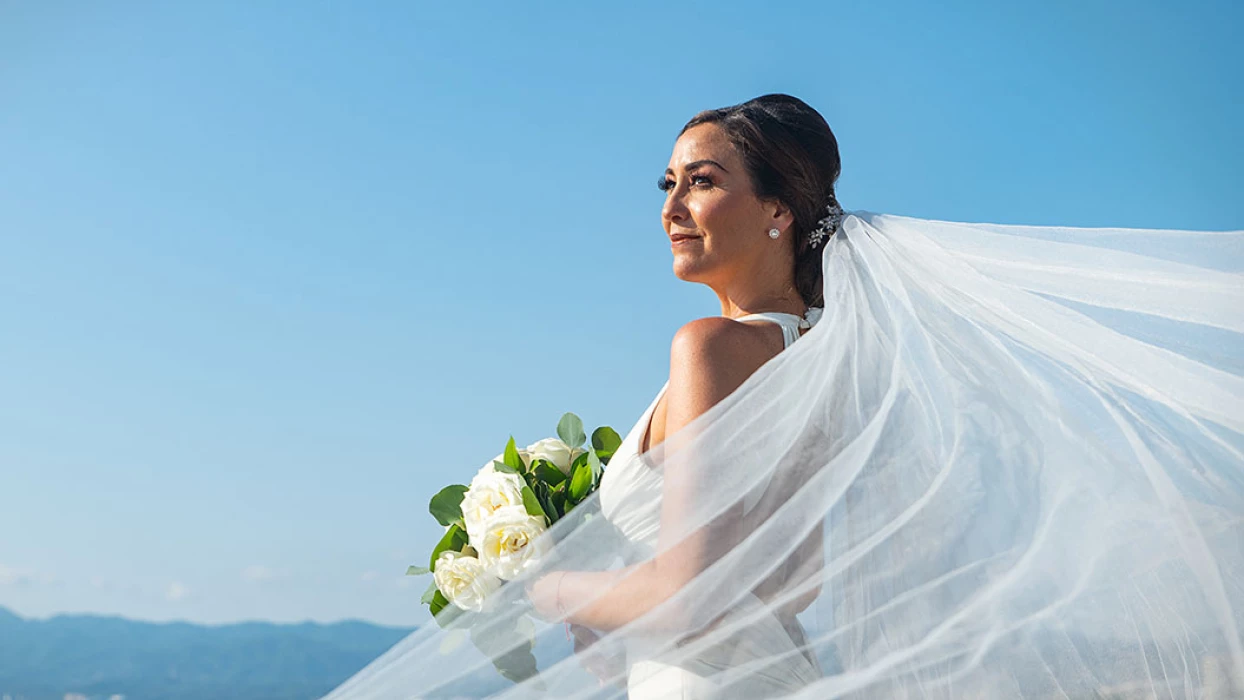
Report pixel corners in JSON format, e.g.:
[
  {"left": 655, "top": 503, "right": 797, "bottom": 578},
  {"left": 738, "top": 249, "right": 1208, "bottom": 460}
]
[{"left": 326, "top": 212, "right": 1243, "bottom": 699}]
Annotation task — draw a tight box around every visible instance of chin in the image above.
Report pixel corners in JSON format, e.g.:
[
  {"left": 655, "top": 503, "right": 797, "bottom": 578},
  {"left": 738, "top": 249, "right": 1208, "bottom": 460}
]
[{"left": 671, "top": 255, "right": 712, "bottom": 284}]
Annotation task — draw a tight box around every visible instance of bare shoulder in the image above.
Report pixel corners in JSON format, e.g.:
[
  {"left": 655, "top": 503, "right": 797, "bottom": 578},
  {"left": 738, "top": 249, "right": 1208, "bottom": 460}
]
[
  {"left": 670, "top": 316, "right": 773, "bottom": 364},
  {"left": 667, "top": 317, "right": 778, "bottom": 408}
]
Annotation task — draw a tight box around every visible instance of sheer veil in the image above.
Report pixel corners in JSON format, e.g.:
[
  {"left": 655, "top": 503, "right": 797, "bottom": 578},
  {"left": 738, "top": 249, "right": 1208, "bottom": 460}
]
[{"left": 326, "top": 212, "right": 1243, "bottom": 699}]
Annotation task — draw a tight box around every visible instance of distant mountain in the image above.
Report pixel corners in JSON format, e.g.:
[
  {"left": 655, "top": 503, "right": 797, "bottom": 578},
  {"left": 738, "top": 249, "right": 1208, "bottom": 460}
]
[{"left": 0, "top": 606, "right": 413, "bottom": 700}]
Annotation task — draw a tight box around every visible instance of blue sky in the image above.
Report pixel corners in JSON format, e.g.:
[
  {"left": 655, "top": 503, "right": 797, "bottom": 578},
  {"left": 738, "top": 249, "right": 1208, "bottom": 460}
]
[{"left": 1, "top": 1, "right": 1240, "bottom": 626}]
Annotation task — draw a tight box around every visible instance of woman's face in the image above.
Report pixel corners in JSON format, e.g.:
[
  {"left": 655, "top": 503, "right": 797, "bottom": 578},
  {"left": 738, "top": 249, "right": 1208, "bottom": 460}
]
[{"left": 660, "top": 122, "right": 791, "bottom": 286}]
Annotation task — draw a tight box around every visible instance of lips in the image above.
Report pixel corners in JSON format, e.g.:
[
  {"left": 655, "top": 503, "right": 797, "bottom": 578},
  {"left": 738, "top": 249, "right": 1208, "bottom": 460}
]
[{"left": 670, "top": 234, "right": 701, "bottom": 243}]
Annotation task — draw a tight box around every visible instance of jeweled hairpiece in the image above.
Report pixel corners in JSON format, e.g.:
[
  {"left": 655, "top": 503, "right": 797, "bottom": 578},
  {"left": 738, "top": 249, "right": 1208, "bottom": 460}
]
[{"left": 808, "top": 201, "right": 845, "bottom": 248}]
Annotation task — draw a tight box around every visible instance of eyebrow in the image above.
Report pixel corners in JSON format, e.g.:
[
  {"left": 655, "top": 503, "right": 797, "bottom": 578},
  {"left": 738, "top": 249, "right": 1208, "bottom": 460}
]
[{"left": 664, "top": 159, "right": 729, "bottom": 175}]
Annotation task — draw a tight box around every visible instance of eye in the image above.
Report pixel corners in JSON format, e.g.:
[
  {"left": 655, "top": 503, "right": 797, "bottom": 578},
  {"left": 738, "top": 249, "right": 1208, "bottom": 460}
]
[{"left": 657, "top": 173, "right": 714, "bottom": 192}]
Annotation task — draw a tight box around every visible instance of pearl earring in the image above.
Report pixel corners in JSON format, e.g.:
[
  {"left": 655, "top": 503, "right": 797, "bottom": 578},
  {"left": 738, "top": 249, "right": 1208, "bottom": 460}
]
[{"left": 768, "top": 228, "right": 780, "bottom": 239}]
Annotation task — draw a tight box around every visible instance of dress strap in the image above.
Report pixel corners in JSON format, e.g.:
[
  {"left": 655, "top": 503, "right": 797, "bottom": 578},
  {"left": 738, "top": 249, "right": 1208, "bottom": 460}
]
[{"left": 733, "top": 308, "right": 823, "bottom": 348}]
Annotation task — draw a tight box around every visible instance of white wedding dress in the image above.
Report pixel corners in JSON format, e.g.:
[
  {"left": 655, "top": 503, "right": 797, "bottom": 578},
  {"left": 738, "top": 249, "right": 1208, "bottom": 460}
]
[{"left": 599, "top": 310, "right": 826, "bottom": 700}]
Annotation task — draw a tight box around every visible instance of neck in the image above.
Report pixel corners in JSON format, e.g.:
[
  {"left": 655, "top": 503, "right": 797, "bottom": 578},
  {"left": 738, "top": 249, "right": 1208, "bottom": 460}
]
[
  {"left": 709, "top": 245, "right": 805, "bottom": 319},
  {"left": 715, "top": 285, "right": 806, "bottom": 320}
]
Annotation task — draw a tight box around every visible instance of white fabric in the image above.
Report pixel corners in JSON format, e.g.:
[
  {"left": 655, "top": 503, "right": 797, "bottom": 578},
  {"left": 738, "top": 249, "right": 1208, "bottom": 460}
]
[
  {"left": 601, "top": 312, "right": 824, "bottom": 699},
  {"left": 601, "top": 310, "right": 818, "bottom": 549},
  {"left": 324, "top": 212, "right": 1244, "bottom": 700}
]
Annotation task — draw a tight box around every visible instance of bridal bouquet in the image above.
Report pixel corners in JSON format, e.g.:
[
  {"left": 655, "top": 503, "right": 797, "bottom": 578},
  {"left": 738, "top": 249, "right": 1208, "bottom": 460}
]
[{"left": 405, "top": 413, "right": 621, "bottom": 682}]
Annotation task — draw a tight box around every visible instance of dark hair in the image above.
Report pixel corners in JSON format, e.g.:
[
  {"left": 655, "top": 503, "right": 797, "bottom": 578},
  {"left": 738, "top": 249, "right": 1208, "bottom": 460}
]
[{"left": 680, "top": 94, "right": 841, "bottom": 308}]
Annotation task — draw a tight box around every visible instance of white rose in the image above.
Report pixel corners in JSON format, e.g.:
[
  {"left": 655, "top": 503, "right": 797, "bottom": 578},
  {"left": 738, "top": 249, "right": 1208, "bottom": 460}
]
[
  {"left": 433, "top": 550, "right": 500, "bottom": 612},
  {"left": 478, "top": 505, "right": 550, "bottom": 580},
  {"left": 461, "top": 468, "right": 528, "bottom": 549},
  {"left": 526, "top": 438, "right": 587, "bottom": 476}
]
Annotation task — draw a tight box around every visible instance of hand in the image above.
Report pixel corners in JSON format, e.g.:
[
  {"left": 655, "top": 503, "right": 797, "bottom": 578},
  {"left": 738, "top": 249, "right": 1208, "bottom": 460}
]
[
  {"left": 524, "top": 572, "right": 564, "bottom": 621},
  {"left": 569, "top": 623, "right": 627, "bottom": 689}
]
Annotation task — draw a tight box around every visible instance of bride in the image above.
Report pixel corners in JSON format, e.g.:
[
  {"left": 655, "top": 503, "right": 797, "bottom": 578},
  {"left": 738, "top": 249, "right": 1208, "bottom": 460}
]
[
  {"left": 327, "top": 94, "right": 1243, "bottom": 699},
  {"left": 524, "top": 94, "right": 840, "bottom": 698}
]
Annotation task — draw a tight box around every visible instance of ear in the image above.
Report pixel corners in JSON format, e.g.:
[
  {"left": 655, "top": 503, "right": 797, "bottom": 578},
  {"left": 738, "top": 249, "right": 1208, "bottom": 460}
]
[{"left": 762, "top": 198, "right": 796, "bottom": 235}]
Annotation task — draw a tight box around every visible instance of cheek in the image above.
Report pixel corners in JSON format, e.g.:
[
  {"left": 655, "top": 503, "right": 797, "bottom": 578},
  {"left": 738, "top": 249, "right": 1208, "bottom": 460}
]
[
  {"left": 692, "top": 192, "right": 760, "bottom": 249},
  {"left": 687, "top": 194, "right": 727, "bottom": 230}
]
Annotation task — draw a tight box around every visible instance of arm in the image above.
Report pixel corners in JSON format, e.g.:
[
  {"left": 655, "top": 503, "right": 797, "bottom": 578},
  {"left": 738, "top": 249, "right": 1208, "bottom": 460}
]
[
  {"left": 529, "top": 317, "right": 777, "bottom": 631},
  {"left": 757, "top": 519, "right": 823, "bottom": 616},
  {"left": 538, "top": 484, "right": 825, "bottom": 627}
]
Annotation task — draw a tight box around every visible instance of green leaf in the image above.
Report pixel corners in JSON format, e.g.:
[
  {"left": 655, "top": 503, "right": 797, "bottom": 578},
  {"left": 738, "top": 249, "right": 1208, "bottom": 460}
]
[
  {"left": 430, "top": 590, "right": 465, "bottom": 628},
  {"left": 520, "top": 485, "right": 546, "bottom": 519},
  {"left": 588, "top": 449, "right": 603, "bottom": 483},
  {"left": 519, "top": 468, "right": 539, "bottom": 492},
  {"left": 428, "top": 484, "right": 469, "bottom": 527},
  {"left": 429, "top": 589, "right": 449, "bottom": 616},
  {"left": 503, "top": 436, "right": 527, "bottom": 471},
  {"left": 542, "top": 484, "right": 567, "bottom": 522},
  {"left": 591, "top": 426, "right": 622, "bottom": 462},
  {"left": 420, "top": 580, "right": 438, "bottom": 605},
  {"left": 492, "top": 459, "right": 518, "bottom": 474},
  {"left": 407, "top": 565, "right": 431, "bottom": 576},
  {"left": 557, "top": 413, "right": 586, "bottom": 448},
  {"left": 546, "top": 490, "right": 564, "bottom": 520},
  {"left": 429, "top": 523, "right": 469, "bottom": 572},
  {"left": 570, "top": 449, "right": 590, "bottom": 472},
  {"left": 532, "top": 460, "right": 567, "bottom": 486},
  {"left": 568, "top": 460, "right": 593, "bottom": 502}
]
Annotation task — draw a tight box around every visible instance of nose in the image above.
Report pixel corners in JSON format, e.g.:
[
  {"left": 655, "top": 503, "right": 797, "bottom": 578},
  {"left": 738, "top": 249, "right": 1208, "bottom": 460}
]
[{"left": 661, "top": 184, "right": 690, "bottom": 230}]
